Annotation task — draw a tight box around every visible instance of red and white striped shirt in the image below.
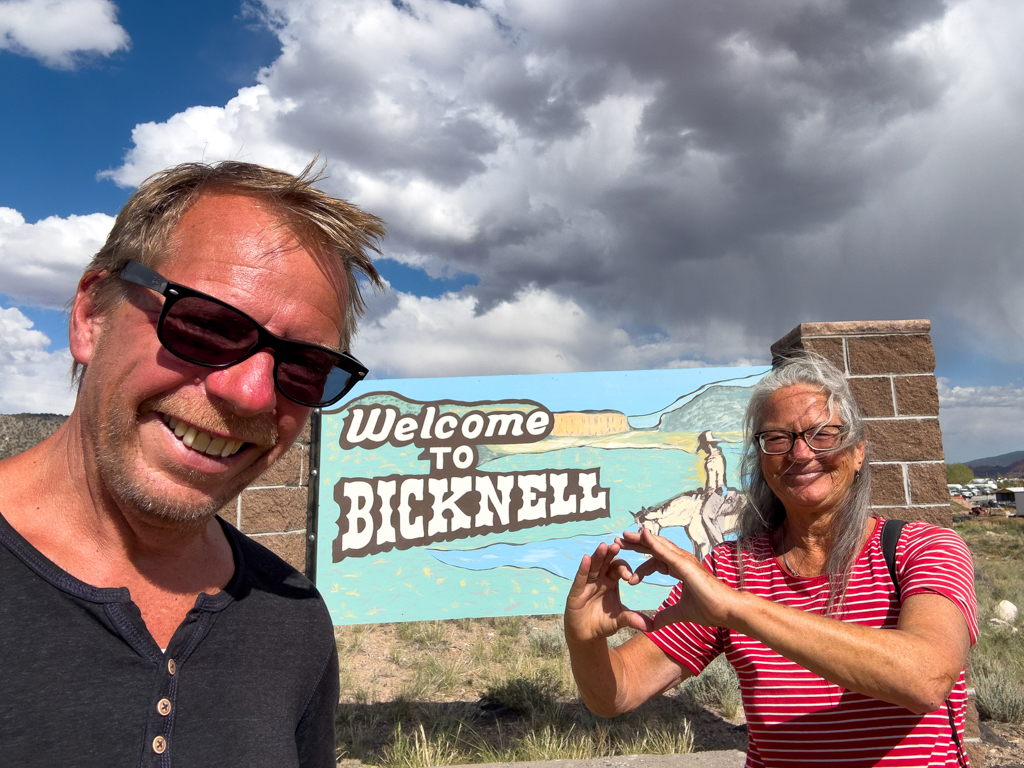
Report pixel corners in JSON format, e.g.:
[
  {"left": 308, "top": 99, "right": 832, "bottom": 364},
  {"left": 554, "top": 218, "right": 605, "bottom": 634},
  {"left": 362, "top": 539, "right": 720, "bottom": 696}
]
[{"left": 647, "top": 518, "right": 978, "bottom": 768}]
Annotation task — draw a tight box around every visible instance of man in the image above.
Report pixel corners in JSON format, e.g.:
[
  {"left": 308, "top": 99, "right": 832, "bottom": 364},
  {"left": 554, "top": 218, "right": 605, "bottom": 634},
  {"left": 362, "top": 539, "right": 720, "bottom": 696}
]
[{"left": 0, "top": 161, "right": 385, "bottom": 767}]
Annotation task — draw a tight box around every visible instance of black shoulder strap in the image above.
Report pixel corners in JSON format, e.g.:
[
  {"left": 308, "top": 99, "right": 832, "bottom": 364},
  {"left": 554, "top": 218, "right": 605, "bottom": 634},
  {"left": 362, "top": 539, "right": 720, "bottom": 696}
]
[
  {"left": 880, "top": 517, "right": 966, "bottom": 767},
  {"left": 881, "top": 518, "right": 908, "bottom": 603}
]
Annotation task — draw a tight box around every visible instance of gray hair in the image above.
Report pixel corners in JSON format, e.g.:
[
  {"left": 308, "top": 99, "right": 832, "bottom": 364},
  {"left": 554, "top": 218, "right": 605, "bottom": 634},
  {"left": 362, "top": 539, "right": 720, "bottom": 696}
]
[{"left": 737, "top": 352, "right": 871, "bottom": 614}]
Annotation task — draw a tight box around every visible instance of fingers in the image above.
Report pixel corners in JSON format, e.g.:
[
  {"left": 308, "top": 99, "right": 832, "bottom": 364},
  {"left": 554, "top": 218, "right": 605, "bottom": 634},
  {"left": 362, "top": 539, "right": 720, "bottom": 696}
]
[
  {"left": 630, "top": 556, "right": 669, "bottom": 584},
  {"left": 650, "top": 598, "right": 695, "bottom": 631},
  {"left": 568, "top": 542, "right": 635, "bottom": 603},
  {"left": 569, "top": 552, "right": 594, "bottom": 592},
  {"left": 620, "top": 609, "right": 655, "bottom": 633}
]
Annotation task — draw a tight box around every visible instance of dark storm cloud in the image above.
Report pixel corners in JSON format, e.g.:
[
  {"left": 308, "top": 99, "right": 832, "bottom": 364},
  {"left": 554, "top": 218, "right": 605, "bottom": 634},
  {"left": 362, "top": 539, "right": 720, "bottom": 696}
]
[{"left": 105, "top": 0, "right": 1024, "bottom": 374}]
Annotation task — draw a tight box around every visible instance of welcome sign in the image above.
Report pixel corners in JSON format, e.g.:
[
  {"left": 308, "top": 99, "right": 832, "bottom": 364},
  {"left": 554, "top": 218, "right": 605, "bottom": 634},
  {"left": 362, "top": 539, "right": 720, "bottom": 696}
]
[{"left": 315, "top": 366, "right": 768, "bottom": 625}]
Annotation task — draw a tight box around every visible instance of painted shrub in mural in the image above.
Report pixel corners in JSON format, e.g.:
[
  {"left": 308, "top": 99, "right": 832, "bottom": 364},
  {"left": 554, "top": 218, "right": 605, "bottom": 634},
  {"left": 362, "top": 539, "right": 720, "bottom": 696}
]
[{"left": 317, "top": 366, "right": 767, "bottom": 625}]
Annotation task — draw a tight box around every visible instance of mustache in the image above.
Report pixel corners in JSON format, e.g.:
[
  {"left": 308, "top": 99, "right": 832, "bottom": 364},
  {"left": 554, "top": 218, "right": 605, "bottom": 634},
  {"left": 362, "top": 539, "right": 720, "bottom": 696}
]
[{"left": 141, "top": 394, "right": 279, "bottom": 448}]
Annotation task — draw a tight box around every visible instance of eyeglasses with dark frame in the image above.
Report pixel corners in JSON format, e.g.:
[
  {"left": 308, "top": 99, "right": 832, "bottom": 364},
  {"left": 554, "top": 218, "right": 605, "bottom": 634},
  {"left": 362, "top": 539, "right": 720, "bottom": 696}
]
[
  {"left": 118, "top": 260, "right": 367, "bottom": 408},
  {"left": 754, "top": 425, "right": 848, "bottom": 455}
]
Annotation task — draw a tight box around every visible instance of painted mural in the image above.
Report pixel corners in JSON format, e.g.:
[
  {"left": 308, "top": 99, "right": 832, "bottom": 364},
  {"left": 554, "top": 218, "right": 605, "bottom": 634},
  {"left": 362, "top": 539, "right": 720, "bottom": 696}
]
[{"left": 316, "top": 366, "right": 769, "bottom": 625}]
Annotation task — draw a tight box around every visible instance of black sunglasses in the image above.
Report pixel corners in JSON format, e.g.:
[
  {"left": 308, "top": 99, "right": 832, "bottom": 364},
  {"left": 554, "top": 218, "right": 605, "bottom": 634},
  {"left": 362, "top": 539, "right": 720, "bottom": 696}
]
[{"left": 119, "top": 260, "right": 367, "bottom": 407}]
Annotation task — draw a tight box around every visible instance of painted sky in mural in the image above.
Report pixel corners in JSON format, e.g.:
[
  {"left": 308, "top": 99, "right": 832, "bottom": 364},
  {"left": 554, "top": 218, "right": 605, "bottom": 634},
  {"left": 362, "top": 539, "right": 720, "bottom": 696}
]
[{"left": 316, "top": 365, "right": 768, "bottom": 625}]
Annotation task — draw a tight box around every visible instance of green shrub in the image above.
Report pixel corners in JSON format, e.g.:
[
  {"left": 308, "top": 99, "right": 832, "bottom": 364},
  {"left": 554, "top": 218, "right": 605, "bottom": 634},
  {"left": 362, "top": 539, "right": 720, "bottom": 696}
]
[
  {"left": 677, "top": 654, "right": 741, "bottom": 718},
  {"left": 529, "top": 624, "right": 567, "bottom": 659},
  {"left": 976, "top": 673, "right": 1024, "bottom": 724}
]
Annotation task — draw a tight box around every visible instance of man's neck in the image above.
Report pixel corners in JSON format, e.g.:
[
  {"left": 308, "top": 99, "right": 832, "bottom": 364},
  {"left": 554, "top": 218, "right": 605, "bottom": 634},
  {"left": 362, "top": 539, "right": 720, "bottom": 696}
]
[{"left": 0, "top": 415, "right": 235, "bottom": 645}]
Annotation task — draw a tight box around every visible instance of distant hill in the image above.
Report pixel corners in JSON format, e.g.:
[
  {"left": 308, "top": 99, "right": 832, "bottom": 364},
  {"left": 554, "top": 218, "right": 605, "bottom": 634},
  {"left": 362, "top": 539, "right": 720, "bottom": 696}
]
[
  {"left": 0, "top": 414, "right": 67, "bottom": 460},
  {"left": 966, "top": 449, "right": 1024, "bottom": 478}
]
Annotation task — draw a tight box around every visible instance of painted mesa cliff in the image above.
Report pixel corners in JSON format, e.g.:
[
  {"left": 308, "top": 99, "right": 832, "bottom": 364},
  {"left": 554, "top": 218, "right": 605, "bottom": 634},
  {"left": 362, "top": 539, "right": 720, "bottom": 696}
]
[{"left": 551, "top": 410, "right": 629, "bottom": 437}]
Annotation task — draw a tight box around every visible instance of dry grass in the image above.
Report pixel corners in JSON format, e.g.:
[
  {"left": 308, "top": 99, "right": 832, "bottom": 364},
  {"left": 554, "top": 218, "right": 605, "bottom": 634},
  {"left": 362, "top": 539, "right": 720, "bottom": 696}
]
[
  {"left": 333, "top": 615, "right": 721, "bottom": 767},
  {"left": 954, "top": 516, "right": 1024, "bottom": 724},
  {"left": 333, "top": 516, "right": 1024, "bottom": 766}
]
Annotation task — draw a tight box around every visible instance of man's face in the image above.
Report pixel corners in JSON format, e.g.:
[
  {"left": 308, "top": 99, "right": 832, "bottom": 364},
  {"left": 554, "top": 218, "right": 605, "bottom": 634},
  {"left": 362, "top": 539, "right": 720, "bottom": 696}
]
[{"left": 74, "top": 193, "right": 347, "bottom": 526}]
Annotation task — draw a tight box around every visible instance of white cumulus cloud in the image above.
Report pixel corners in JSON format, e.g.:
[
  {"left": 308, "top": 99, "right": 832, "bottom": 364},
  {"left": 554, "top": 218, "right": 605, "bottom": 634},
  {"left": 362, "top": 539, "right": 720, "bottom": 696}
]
[
  {"left": 98, "top": 0, "right": 1024, "bottom": 374},
  {"left": 0, "top": 0, "right": 129, "bottom": 69},
  {"left": 0, "top": 305, "right": 75, "bottom": 414},
  {"left": 356, "top": 282, "right": 764, "bottom": 380},
  {"left": 14, "top": 0, "right": 1018, "bottom": 460},
  {"left": 0, "top": 207, "right": 114, "bottom": 309},
  {"left": 938, "top": 380, "right": 1024, "bottom": 462}
]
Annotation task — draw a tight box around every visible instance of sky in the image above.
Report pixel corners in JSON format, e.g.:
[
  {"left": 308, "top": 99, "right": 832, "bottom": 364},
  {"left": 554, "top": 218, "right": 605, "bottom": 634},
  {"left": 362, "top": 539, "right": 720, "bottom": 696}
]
[{"left": 0, "top": 0, "right": 1021, "bottom": 464}]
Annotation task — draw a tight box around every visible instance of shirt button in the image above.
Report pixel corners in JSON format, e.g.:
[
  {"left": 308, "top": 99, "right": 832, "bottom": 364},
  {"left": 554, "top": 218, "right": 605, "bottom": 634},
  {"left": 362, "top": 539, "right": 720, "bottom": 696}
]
[
  {"left": 167, "top": 658, "right": 177, "bottom": 675},
  {"left": 157, "top": 698, "right": 172, "bottom": 716},
  {"left": 153, "top": 736, "right": 167, "bottom": 754}
]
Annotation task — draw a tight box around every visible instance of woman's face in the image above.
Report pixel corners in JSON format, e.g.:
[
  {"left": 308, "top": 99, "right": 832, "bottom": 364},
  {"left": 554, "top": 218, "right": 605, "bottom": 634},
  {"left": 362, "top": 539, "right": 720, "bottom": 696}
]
[{"left": 758, "top": 384, "right": 865, "bottom": 520}]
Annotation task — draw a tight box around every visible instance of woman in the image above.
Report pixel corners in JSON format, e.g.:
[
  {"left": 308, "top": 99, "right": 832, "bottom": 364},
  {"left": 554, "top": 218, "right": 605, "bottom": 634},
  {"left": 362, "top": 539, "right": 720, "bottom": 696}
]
[{"left": 564, "top": 355, "right": 978, "bottom": 767}]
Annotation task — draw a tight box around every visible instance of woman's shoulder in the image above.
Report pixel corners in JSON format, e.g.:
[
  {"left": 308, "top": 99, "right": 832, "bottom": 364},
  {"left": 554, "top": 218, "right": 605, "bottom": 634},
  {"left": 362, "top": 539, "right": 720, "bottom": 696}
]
[
  {"left": 891, "top": 518, "right": 970, "bottom": 551},
  {"left": 883, "top": 517, "right": 974, "bottom": 576}
]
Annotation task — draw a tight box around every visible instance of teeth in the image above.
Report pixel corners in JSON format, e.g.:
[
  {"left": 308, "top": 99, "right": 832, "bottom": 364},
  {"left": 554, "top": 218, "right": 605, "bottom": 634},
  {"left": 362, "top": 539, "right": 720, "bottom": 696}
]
[
  {"left": 192, "top": 432, "right": 212, "bottom": 452},
  {"left": 161, "top": 413, "right": 244, "bottom": 457}
]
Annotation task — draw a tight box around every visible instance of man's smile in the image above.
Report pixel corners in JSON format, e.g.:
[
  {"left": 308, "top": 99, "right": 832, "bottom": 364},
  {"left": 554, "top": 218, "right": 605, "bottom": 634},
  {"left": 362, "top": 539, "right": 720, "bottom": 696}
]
[{"left": 161, "top": 414, "right": 246, "bottom": 457}]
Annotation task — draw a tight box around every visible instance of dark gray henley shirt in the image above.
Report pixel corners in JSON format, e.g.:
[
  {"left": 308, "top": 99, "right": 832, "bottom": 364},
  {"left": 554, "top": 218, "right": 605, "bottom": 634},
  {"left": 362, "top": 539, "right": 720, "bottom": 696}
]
[{"left": 0, "top": 512, "right": 340, "bottom": 767}]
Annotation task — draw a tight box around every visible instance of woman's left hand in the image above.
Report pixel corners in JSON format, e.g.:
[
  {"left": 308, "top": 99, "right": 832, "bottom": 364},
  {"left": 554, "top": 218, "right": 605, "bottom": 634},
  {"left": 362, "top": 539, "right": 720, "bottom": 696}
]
[{"left": 616, "top": 528, "right": 741, "bottom": 630}]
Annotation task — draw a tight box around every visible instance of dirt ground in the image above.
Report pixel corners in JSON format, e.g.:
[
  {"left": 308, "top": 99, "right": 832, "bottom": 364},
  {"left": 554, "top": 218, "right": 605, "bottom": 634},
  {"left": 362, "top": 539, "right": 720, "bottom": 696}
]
[
  {"left": 336, "top": 616, "right": 747, "bottom": 754},
  {"left": 982, "top": 722, "right": 1024, "bottom": 766},
  {"left": 336, "top": 616, "right": 1024, "bottom": 764}
]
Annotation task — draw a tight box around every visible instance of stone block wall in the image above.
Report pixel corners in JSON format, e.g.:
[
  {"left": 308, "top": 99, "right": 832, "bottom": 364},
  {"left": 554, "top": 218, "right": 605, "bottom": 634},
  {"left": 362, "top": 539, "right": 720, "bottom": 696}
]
[
  {"left": 232, "top": 420, "right": 313, "bottom": 572},
  {"left": 770, "top": 319, "right": 951, "bottom": 527},
  {"left": 239, "top": 318, "right": 978, "bottom": 764},
  {"left": 770, "top": 320, "right": 981, "bottom": 765}
]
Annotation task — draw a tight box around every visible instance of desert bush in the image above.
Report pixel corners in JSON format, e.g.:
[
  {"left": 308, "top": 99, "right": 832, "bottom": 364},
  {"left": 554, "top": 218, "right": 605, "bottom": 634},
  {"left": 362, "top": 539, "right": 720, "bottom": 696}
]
[
  {"left": 403, "top": 656, "right": 465, "bottom": 699},
  {"left": 956, "top": 518, "right": 1024, "bottom": 723},
  {"left": 976, "top": 673, "right": 1024, "bottom": 724},
  {"left": 482, "top": 669, "right": 564, "bottom": 720},
  {"left": 490, "top": 615, "right": 525, "bottom": 637},
  {"left": 529, "top": 622, "right": 567, "bottom": 658},
  {"left": 677, "top": 653, "right": 741, "bottom": 718}
]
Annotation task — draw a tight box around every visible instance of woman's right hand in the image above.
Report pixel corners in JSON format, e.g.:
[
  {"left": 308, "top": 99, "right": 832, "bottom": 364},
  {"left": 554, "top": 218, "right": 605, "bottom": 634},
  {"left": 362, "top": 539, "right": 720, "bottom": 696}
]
[{"left": 564, "top": 541, "right": 654, "bottom": 645}]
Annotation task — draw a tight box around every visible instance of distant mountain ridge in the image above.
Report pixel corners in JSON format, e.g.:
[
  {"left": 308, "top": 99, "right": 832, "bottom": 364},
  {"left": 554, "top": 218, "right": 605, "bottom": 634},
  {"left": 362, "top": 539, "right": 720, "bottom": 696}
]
[
  {"left": 965, "top": 449, "right": 1024, "bottom": 478},
  {"left": 966, "top": 450, "right": 1024, "bottom": 468}
]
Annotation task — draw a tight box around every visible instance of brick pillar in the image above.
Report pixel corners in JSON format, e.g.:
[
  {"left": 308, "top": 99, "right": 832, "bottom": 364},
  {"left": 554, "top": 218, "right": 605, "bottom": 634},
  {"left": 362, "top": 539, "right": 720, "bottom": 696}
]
[
  {"left": 771, "top": 320, "right": 950, "bottom": 526},
  {"left": 234, "top": 420, "right": 312, "bottom": 572},
  {"left": 771, "top": 320, "right": 982, "bottom": 765}
]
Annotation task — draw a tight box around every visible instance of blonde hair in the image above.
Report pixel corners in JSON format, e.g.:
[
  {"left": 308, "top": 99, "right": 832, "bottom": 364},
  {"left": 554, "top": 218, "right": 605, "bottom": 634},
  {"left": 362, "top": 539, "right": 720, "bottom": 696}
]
[{"left": 74, "top": 159, "right": 385, "bottom": 379}]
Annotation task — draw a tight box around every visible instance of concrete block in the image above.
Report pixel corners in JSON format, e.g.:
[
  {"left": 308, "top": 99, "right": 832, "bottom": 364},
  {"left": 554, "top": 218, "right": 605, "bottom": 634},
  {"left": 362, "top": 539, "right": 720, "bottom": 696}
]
[
  {"left": 848, "top": 335, "right": 935, "bottom": 375},
  {"left": 802, "top": 338, "right": 846, "bottom": 371},
  {"left": 849, "top": 377, "right": 895, "bottom": 417},
  {"left": 239, "top": 486, "right": 307, "bottom": 534},
  {"left": 250, "top": 531, "right": 307, "bottom": 572},
  {"left": 865, "top": 419, "right": 944, "bottom": 462},
  {"left": 773, "top": 337, "right": 845, "bottom": 370},
  {"left": 909, "top": 463, "right": 952, "bottom": 504},
  {"left": 894, "top": 375, "right": 940, "bottom": 416},
  {"left": 888, "top": 504, "right": 952, "bottom": 527},
  {"left": 870, "top": 464, "right": 907, "bottom": 506},
  {"left": 253, "top": 443, "right": 305, "bottom": 487}
]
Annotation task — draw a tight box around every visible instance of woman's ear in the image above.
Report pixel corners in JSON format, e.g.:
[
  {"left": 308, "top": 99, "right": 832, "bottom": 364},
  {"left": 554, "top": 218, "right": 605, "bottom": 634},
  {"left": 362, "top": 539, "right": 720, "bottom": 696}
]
[
  {"left": 853, "top": 440, "right": 866, "bottom": 472},
  {"left": 69, "top": 271, "right": 108, "bottom": 367}
]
